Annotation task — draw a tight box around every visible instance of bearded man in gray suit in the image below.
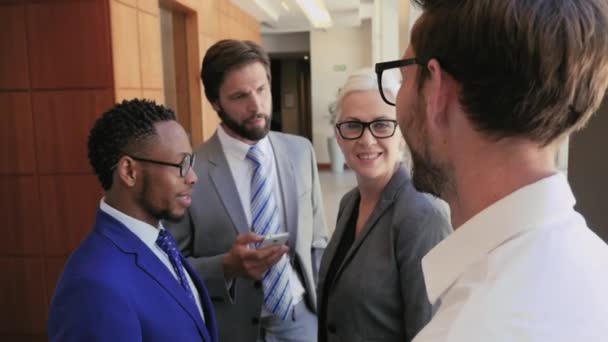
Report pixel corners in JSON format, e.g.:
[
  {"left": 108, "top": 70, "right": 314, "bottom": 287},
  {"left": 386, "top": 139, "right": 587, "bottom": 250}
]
[{"left": 166, "top": 39, "right": 328, "bottom": 342}]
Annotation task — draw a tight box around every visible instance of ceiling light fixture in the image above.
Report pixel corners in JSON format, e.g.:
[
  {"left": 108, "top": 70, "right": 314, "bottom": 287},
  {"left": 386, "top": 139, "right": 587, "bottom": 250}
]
[
  {"left": 295, "top": 0, "right": 333, "bottom": 28},
  {"left": 281, "top": 1, "right": 290, "bottom": 12}
]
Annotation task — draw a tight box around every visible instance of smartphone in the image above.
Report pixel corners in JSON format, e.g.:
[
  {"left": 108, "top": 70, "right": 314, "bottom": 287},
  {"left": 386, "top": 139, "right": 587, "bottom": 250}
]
[{"left": 257, "top": 232, "right": 289, "bottom": 249}]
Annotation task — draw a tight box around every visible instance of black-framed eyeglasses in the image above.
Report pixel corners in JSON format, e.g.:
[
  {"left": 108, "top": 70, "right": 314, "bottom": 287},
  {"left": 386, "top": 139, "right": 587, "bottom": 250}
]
[
  {"left": 126, "top": 153, "right": 195, "bottom": 177},
  {"left": 335, "top": 119, "right": 398, "bottom": 140},
  {"left": 374, "top": 58, "right": 420, "bottom": 106}
]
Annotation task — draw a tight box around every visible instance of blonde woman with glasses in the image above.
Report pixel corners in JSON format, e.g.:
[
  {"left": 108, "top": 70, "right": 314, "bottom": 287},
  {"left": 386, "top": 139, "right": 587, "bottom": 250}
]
[{"left": 317, "top": 69, "right": 451, "bottom": 342}]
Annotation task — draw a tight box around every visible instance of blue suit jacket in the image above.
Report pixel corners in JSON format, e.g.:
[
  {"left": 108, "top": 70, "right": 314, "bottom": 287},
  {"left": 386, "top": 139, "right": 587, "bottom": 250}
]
[{"left": 48, "top": 210, "right": 218, "bottom": 342}]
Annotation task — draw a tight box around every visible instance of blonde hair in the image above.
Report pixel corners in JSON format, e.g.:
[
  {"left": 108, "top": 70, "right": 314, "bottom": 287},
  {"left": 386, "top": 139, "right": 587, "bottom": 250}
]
[{"left": 335, "top": 68, "right": 400, "bottom": 121}]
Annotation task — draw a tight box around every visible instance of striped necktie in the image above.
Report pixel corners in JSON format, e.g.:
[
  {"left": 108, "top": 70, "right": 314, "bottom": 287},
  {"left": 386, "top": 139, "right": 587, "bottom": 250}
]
[{"left": 247, "top": 144, "right": 294, "bottom": 320}]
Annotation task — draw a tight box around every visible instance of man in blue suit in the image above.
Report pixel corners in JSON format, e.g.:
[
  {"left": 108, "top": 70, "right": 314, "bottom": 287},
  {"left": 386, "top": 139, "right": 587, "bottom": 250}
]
[{"left": 48, "top": 99, "right": 218, "bottom": 342}]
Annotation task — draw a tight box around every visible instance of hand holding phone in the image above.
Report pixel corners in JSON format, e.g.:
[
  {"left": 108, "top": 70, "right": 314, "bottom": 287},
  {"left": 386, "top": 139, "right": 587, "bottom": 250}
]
[{"left": 257, "top": 232, "right": 289, "bottom": 249}]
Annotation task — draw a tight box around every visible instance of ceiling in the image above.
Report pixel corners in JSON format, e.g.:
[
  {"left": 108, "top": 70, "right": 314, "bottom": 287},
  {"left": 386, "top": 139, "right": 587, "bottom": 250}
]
[{"left": 231, "top": 0, "right": 374, "bottom": 34}]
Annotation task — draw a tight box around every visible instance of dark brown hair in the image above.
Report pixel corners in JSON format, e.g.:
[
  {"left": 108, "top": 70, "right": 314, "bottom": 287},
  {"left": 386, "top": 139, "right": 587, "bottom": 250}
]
[
  {"left": 200, "top": 39, "right": 271, "bottom": 104},
  {"left": 411, "top": 0, "right": 608, "bottom": 145}
]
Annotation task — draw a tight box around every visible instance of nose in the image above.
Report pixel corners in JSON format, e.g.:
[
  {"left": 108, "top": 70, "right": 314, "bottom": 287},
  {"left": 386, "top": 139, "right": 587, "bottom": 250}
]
[
  {"left": 185, "top": 166, "right": 198, "bottom": 185},
  {"left": 248, "top": 93, "right": 261, "bottom": 113},
  {"left": 357, "top": 126, "right": 376, "bottom": 146}
]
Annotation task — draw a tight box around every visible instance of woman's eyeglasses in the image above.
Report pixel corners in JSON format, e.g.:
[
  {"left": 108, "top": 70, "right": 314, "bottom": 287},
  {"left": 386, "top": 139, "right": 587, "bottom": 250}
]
[{"left": 335, "top": 119, "right": 398, "bottom": 140}]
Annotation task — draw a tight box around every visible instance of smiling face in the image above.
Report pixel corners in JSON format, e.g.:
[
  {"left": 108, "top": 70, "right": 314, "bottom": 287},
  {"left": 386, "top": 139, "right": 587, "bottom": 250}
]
[
  {"left": 133, "top": 121, "right": 198, "bottom": 224},
  {"left": 213, "top": 62, "right": 272, "bottom": 144},
  {"left": 337, "top": 89, "right": 403, "bottom": 185}
]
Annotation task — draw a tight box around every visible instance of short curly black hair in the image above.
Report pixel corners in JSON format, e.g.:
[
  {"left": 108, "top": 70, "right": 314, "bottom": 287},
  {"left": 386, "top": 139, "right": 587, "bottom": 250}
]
[{"left": 87, "top": 98, "right": 176, "bottom": 190}]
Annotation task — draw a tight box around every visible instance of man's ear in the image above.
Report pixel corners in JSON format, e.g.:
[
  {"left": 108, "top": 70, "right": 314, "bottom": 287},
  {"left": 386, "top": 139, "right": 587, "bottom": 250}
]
[
  {"left": 423, "top": 59, "right": 451, "bottom": 131},
  {"left": 115, "top": 156, "right": 137, "bottom": 188}
]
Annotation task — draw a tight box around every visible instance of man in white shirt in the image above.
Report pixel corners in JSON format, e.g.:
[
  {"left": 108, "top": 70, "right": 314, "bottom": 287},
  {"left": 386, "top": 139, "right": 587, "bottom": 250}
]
[
  {"left": 48, "top": 99, "right": 218, "bottom": 342},
  {"left": 374, "top": 0, "right": 608, "bottom": 340},
  {"left": 167, "top": 39, "right": 328, "bottom": 342}
]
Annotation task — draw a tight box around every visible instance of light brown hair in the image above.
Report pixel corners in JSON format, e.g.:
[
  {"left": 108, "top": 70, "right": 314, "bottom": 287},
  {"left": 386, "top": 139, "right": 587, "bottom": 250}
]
[{"left": 411, "top": 0, "right": 608, "bottom": 145}]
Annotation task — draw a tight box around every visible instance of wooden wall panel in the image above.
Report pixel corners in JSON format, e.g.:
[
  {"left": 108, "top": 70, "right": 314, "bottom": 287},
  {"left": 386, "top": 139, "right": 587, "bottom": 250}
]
[
  {"left": 0, "top": 334, "right": 47, "bottom": 342},
  {"left": 139, "top": 11, "right": 164, "bottom": 89},
  {"left": 200, "top": 6, "right": 220, "bottom": 37},
  {"left": 0, "top": 0, "right": 115, "bottom": 339},
  {"left": 41, "top": 175, "right": 101, "bottom": 256},
  {"left": 0, "top": 258, "right": 47, "bottom": 334},
  {"left": 137, "top": 0, "right": 159, "bottom": 15},
  {"left": 0, "top": 176, "right": 42, "bottom": 256},
  {"left": 27, "top": 0, "right": 112, "bottom": 89},
  {"left": 142, "top": 89, "right": 165, "bottom": 104},
  {"left": 111, "top": 0, "right": 141, "bottom": 89},
  {"left": 32, "top": 90, "right": 113, "bottom": 174},
  {"left": 0, "top": 4, "right": 29, "bottom": 90},
  {"left": 0, "top": 93, "right": 36, "bottom": 174},
  {"left": 45, "top": 256, "right": 68, "bottom": 306},
  {"left": 115, "top": 0, "right": 137, "bottom": 7},
  {"left": 115, "top": 88, "right": 143, "bottom": 102}
]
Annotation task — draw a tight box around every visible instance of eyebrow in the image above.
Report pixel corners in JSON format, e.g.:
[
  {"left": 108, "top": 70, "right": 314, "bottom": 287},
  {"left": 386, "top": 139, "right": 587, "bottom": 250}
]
[
  {"left": 340, "top": 115, "right": 395, "bottom": 121},
  {"left": 227, "top": 82, "right": 267, "bottom": 98}
]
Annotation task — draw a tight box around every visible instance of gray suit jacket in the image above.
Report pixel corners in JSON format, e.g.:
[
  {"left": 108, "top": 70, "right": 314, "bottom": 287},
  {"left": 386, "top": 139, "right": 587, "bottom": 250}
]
[
  {"left": 167, "top": 130, "right": 328, "bottom": 342},
  {"left": 317, "top": 165, "right": 451, "bottom": 342}
]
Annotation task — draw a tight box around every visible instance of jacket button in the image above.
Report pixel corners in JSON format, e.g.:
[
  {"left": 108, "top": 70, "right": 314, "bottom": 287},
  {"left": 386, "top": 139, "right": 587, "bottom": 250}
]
[
  {"left": 252, "top": 317, "right": 260, "bottom": 325},
  {"left": 328, "top": 323, "right": 336, "bottom": 333},
  {"left": 254, "top": 281, "right": 262, "bottom": 289}
]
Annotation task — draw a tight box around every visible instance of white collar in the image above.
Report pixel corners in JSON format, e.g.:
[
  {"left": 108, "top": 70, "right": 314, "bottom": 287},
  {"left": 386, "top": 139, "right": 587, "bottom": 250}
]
[
  {"left": 99, "top": 198, "right": 165, "bottom": 248},
  {"left": 216, "top": 124, "right": 272, "bottom": 161},
  {"left": 421, "top": 173, "right": 575, "bottom": 303}
]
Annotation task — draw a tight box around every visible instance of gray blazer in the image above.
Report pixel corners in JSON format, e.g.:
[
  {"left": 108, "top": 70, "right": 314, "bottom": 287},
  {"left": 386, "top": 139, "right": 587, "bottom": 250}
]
[
  {"left": 317, "top": 165, "right": 451, "bottom": 342},
  {"left": 167, "top": 131, "right": 328, "bottom": 342}
]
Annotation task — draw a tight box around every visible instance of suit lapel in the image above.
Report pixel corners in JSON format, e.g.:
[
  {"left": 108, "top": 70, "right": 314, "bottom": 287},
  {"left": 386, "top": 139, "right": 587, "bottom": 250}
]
[
  {"left": 183, "top": 258, "right": 218, "bottom": 342},
  {"left": 136, "top": 250, "right": 211, "bottom": 341},
  {"left": 331, "top": 166, "right": 409, "bottom": 286},
  {"left": 96, "top": 211, "right": 212, "bottom": 341},
  {"left": 207, "top": 133, "right": 249, "bottom": 235},
  {"left": 268, "top": 133, "right": 298, "bottom": 252}
]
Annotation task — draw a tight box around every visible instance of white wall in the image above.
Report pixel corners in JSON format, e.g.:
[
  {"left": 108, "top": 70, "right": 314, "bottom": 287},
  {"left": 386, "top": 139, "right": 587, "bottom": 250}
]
[
  {"left": 372, "top": 0, "right": 400, "bottom": 63},
  {"left": 310, "top": 21, "right": 372, "bottom": 163}
]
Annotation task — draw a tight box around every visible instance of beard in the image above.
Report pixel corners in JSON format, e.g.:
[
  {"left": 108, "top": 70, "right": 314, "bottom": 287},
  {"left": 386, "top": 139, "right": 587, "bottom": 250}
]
[
  {"left": 401, "top": 98, "right": 453, "bottom": 199},
  {"left": 218, "top": 105, "right": 271, "bottom": 141},
  {"left": 138, "top": 172, "right": 185, "bottom": 223},
  {"left": 409, "top": 141, "right": 451, "bottom": 199}
]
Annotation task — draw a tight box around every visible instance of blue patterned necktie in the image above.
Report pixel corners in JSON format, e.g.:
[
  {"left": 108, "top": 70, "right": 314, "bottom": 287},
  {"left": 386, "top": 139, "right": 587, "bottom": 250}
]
[
  {"left": 247, "top": 145, "right": 294, "bottom": 320},
  {"left": 156, "top": 229, "right": 196, "bottom": 303}
]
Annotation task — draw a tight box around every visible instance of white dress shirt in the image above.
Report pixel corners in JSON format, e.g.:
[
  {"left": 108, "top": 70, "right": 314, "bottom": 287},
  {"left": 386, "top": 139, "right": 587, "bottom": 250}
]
[
  {"left": 100, "top": 199, "right": 205, "bottom": 322},
  {"left": 217, "top": 125, "right": 305, "bottom": 315},
  {"left": 414, "top": 173, "right": 608, "bottom": 342}
]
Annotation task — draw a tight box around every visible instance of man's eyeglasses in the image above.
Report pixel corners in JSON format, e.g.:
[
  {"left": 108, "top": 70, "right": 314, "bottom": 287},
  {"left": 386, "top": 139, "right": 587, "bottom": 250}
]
[
  {"left": 335, "top": 119, "right": 398, "bottom": 140},
  {"left": 126, "top": 153, "right": 195, "bottom": 177},
  {"left": 374, "top": 58, "right": 421, "bottom": 106}
]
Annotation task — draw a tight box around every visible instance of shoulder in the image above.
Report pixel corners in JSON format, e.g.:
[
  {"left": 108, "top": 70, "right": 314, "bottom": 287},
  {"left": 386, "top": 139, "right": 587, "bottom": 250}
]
[
  {"left": 269, "top": 131, "right": 313, "bottom": 151},
  {"left": 396, "top": 178, "right": 447, "bottom": 219},
  {"left": 340, "top": 187, "right": 359, "bottom": 207},
  {"left": 193, "top": 134, "right": 221, "bottom": 158},
  {"left": 391, "top": 176, "right": 452, "bottom": 238},
  {"left": 60, "top": 230, "right": 133, "bottom": 286}
]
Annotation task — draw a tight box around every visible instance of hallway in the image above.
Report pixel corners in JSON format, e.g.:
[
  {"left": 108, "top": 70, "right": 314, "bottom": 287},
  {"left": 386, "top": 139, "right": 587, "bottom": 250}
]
[{"left": 318, "top": 169, "right": 357, "bottom": 236}]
